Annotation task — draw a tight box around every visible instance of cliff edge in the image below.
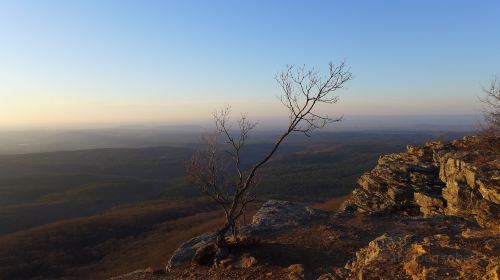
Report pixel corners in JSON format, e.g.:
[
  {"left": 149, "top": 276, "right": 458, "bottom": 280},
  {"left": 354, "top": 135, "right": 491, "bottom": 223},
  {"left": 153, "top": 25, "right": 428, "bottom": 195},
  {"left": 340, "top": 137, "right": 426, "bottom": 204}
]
[
  {"left": 113, "top": 136, "right": 499, "bottom": 280},
  {"left": 339, "top": 136, "right": 499, "bottom": 229}
]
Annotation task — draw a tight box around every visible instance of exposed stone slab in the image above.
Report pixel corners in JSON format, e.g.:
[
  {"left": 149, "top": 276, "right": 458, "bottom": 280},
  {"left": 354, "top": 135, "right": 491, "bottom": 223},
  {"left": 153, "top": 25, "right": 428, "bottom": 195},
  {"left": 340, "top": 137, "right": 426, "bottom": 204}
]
[{"left": 166, "top": 200, "right": 327, "bottom": 270}]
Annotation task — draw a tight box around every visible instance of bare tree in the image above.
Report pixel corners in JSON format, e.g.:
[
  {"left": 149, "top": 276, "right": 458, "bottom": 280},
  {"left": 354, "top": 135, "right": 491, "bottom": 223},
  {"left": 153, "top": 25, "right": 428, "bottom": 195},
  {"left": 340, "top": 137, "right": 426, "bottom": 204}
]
[
  {"left": 481, "top": 77, "right": 500, "bottom": 131},
  {"left": 186, "top": 62, "right": 352, "bottom": 261},
  {"left": 478, "top": 76, "right": 500, "bottom": 151}
]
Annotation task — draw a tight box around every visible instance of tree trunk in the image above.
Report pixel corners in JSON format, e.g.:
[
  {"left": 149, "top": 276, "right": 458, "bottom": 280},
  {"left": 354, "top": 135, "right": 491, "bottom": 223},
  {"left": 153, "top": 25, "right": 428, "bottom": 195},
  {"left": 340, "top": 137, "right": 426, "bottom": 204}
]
[
  {"left": 215, "top": 223, "right": 230, "bottom": 249},
  {"left": 214, "top": 220, "right": 231, "bottom": 264}
]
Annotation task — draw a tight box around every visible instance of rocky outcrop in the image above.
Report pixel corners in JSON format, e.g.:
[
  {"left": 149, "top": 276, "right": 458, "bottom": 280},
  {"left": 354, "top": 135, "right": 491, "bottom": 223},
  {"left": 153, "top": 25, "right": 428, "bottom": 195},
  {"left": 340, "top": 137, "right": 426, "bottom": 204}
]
[
  {"left": 141, "top": 136, "right": 499, "bottom": 280},
  {"left": 339, "top": 143, "right": 444, "bottom": 216},
  {"left": 166, "top": 200, "right": 327, "bottom": 270},
  {"left": 324, "top": 136, "right": 500, "bottom": 279},
  {"left": 339, "top": 229, "right": 499, "bottom": 280},
  {"left": 340, "top": 136, "right": 500, "bottom": 229},
  {"left": 436, "top": 141, "right": 500, "bottom": 228},
  {"left": 247, "top": 200, "right": 328, "bottom": 234}
]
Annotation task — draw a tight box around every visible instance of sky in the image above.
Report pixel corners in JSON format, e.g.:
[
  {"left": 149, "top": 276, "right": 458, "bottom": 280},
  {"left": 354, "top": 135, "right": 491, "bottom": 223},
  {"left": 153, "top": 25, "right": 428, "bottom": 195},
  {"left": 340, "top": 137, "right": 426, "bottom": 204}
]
[{"left": 0, "top": 0, "right": 499, "bottom": 128}]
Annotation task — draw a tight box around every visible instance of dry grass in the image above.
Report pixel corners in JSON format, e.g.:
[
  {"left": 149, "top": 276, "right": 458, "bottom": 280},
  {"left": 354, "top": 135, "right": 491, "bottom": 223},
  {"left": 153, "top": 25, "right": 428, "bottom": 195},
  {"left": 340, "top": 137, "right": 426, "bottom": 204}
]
[
  {"left": 79, "top": 211, "right": 225, "bottom": 279},
  {"left": 0, "top": 198, "right": 344, "bottom": 280},
  {"left": 0, "top": 200, "right": 219, "bottom": 280},
  {"left": 78, "top": 202, "right": 264, "bottom": 279}
]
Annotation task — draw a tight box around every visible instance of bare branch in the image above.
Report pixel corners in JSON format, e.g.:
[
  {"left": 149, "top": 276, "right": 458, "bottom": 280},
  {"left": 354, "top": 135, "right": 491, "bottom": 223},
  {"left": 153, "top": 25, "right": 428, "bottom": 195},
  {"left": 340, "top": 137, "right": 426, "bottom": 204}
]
[
  {"left": 478, "top": 76, "right": 500, "bottom": 148},
  {"left": 185, "top": 61, "right": 352, "bottom": 256}
]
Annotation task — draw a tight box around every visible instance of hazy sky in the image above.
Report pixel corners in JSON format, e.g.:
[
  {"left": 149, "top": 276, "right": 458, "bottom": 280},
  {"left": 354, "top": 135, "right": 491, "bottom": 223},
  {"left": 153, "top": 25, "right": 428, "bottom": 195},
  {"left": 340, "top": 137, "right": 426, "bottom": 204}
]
[{"left": 0, "top": 0, "right": 499, "bottom": 128}]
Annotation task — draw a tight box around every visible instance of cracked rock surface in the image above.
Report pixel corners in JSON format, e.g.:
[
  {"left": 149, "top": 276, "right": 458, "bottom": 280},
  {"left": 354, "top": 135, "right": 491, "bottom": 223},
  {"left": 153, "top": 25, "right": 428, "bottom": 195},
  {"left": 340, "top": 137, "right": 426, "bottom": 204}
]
[{"left": 340, "top": 136, "right": 499, "bottom": 229}]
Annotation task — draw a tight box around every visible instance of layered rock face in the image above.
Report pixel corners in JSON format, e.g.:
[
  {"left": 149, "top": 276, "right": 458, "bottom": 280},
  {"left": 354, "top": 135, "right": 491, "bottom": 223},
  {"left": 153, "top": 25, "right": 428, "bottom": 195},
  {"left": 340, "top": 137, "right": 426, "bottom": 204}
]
[{"left": 340, "top": 136, "right": 500, "bottom": 229}]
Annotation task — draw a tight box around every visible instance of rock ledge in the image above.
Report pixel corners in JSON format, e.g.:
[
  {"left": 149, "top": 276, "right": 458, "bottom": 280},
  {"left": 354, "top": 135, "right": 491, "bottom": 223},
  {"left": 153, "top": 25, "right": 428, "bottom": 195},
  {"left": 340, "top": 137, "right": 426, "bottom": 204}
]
[{"left": 166, "top": 200, "right": 327, "bottom": 269}]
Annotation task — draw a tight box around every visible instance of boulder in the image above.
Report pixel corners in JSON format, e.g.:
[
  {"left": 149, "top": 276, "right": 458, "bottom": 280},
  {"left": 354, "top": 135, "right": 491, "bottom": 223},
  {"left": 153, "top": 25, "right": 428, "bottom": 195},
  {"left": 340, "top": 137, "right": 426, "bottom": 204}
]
[
  {"left": 167, "top": 200, "right": 327, "bottom": 270},
  {"left": 191, "top": 243, "right": 216, "bottom": 266},
  {"left": 167, "top": 232, "right": 215, "bottom": 270},
  {"left": 244, "top": 200, "right": 328, "bottom": 235}
]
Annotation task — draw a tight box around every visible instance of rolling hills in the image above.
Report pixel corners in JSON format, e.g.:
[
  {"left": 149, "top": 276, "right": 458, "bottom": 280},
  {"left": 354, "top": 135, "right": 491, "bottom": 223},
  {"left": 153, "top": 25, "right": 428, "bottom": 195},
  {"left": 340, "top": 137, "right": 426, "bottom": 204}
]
[{"left": 0, "top": 130, "right": 471, "bottom": 279}]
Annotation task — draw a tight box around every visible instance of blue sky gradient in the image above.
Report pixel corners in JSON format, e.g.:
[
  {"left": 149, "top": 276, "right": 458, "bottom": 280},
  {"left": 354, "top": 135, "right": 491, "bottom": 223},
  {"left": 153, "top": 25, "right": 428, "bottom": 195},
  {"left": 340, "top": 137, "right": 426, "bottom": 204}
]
[{"left": 0, "top": 0, "right": 499, "bottom": 127}]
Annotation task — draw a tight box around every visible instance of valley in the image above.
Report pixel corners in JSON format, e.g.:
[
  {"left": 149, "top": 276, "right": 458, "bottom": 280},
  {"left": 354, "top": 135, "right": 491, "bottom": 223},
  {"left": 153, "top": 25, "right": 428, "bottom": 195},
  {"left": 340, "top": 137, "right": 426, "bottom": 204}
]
[{"left": 0, "top": 130, "right": 470, "bottom": 279}]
